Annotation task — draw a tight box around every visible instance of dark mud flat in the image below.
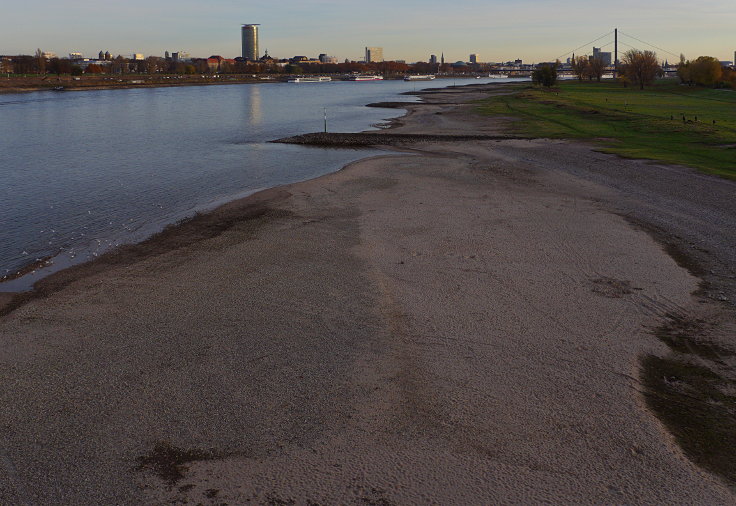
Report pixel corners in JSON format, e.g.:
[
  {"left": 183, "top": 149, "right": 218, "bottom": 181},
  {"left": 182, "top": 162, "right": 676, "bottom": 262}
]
[
  {"left": 272, "top": 131, "right": 520, "bottom": 147},
  {"left": 365, "top": 101, "right": 461, "bottom": 109}
]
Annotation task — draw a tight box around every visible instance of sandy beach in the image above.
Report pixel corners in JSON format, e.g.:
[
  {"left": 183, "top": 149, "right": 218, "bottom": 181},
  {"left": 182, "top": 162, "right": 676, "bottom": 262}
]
[{"left": 1, "top": 84, "right": 735, "bottom": 504}]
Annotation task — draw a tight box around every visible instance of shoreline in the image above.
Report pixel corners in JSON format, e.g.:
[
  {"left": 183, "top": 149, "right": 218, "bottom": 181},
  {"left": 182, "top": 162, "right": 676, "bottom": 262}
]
[
  {"left": 0, "top": 81, "right": 499, "bottom": 309},
  {"left": 0, "top": 75, "right": 487, "bottom": 95},
  {"left": 1, "top": 82, "right": 735, "bottom": 503}
]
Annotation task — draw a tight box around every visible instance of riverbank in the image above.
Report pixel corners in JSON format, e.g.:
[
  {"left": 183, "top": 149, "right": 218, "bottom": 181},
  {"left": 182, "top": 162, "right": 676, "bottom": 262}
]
[
  {"left": 0, "top": 74, "right": 469, "bottom": 94},
  {"left": 0, "top": 74, "right": 267, "bottom": 94},
  {"left": 1, "top": 83, "right": 735, "bottom": 504}
]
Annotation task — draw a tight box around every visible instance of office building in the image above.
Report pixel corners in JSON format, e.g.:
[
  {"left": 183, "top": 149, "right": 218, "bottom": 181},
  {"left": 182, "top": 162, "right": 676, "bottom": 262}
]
[
  {"left": 365, "top": 47, "right": 383, "bottom": 63},
  {"left": 172, "top": 52, "right": 191, "bottom": 62},
  {"left": 430, "top": 54, "right": 437, "bottom": 65},
  {"left": 593, "top": 47, "right": 612, "bottom": 66},
  {"left": 242, "top": 24, "right": 260, "bottom": 60},
  {"left": 469, "top": 53, "right": 479, "bottom": 64},
  {"left": 319, "top": 53, "right": 338, "bottom": 64}
]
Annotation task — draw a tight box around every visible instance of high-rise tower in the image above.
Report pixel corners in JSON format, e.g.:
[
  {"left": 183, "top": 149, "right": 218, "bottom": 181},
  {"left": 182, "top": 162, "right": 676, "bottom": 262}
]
[
  {"left": 365, "top": 47, "right": 384, "bottom": 63},
  {"left": 242, "top": 24, "right": 260, "bottom": 60}
]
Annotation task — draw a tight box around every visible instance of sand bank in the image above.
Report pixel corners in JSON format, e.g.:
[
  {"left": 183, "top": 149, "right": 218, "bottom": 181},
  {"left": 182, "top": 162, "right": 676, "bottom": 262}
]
[{"left": 1, "top": 84, "right": 734, "bottom": 504}]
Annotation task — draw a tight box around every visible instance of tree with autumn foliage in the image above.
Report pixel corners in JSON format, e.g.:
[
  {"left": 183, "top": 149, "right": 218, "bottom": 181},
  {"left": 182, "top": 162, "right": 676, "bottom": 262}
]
[
  {"left": 532, "top": 62, "right": 558, "bottom": 88},
  {"left": 620, "top": 50, "right": 661, "bottom": 90},
  {"left": 684, "top": 56, "right": 723, "bottom": 87}
]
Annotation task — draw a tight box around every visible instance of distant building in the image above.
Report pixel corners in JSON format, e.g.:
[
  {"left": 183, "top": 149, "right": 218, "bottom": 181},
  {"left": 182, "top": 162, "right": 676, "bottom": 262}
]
[
  {"left": 429, "top": 54, "right": 437, "bottom": 65},
  {"left": 365, "top": 47, "right": 383, "bottom": 63},
  {"left": 172, "top": 52, "right": 192, "bottom": 63},
  {"left": 69, "top": 52, "right": 84, "bottom": 61},
  {"left": 0, "top": 57, "right": 12, "bottom": 73},
  {"left": 242, "top": 24, "right": 260, "bottom": 60},
  {"left": 207, "top": 55, "right": 232, "bottom": 72},
  {"left": 319, "top": 53, "right": 338, "bottom": 64},
  {"left": 41, "top": 51, "right": 56, "bottom": 59},
  {"left": 593, "top": 47, "right": 612, "bottom": 66},
  {"left": 469, "top": 53, "right": 479, "bottom": 64},
  {"left": 132, "top": 53, "right": 145, "bottom": 61}
]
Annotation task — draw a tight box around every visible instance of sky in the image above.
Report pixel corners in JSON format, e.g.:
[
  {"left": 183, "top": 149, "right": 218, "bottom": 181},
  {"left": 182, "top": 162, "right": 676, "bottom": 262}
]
[{"left": 2, "top": 0, "right": 734, "bottom": 63}]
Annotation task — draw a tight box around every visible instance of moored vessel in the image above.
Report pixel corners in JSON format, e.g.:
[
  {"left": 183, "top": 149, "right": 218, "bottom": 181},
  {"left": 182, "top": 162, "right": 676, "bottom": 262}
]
[
  {"left": 347, "top": 75, "right": 384, "bottom": 81},
  {"left": 288, "top": 76, "right": 332, "bottom": 83},
  {"left": 404, "top": 75, "right": 436, "bottom": 81}
]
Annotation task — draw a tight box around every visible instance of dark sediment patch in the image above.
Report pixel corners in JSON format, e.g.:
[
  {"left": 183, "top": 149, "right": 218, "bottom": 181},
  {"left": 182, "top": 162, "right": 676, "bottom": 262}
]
[
  {"left": 271, "top": 132, "right": 520, "bottom": 147},
  {"left": 136, "top": 442, "right": 221, "bottom": 485},
  {"left": 624, "top": 211, "right": 736, "bottom": 486},
  {"left": 589, "top": 276, "right": 637, "bottom": 298},
  {"left": 365, "top": 101, "right": 460, "bottom": 109},
  {"left": 0, "top": 187, "right": 292, "bottom": 318},
  {"left": 655, "top": 313, "right": 735, "bottom": 362},
  {"left": 641, "top": 354, "right": 736, "bottom": 487}
]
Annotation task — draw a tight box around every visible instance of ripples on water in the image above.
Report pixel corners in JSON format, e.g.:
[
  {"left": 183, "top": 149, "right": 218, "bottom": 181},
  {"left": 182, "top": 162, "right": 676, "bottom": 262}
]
[{"left": 0, "top": 78, "right": 518, "bottom": 290}]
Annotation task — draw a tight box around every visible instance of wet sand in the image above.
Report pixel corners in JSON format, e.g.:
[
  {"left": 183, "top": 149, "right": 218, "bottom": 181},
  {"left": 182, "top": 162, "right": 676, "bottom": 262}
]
[{"left": 1, "top": 84, "right": 734, "bottom": 504}]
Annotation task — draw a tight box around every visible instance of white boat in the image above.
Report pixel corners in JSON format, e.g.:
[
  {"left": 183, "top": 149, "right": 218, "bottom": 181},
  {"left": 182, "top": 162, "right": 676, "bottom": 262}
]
[
  {"left": 288, "top": 76, "right": 332, "bottom": 83},
  {"left": 488, "top": 74, "right": 509, "bottom": 79},
  {"left": 404, "top": 75, "right": 436, "bottom": 81},
  {"left": 347, "top": 75, "right": 384, "bottom": 81}
]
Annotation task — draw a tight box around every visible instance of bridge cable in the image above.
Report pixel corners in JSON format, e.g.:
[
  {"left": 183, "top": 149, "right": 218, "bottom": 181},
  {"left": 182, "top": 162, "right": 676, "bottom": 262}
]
[
  {"left": 617, "top": 30, "right": 681, "bottom": 59},
  {"left": 555, "top": 31, "right": 614, "bottom": 61}
]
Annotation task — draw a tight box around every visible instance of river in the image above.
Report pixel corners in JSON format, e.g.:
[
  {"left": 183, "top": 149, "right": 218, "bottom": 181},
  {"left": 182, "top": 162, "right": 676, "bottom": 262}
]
[{"left": 0, "top": 77, "right": 524, "bottom": 290}]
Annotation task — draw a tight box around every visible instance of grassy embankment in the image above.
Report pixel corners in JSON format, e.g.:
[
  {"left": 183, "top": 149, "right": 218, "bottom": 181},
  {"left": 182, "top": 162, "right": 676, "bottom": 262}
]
[{"left": 477, "top": 80, "right": 736, "bottom": 178}]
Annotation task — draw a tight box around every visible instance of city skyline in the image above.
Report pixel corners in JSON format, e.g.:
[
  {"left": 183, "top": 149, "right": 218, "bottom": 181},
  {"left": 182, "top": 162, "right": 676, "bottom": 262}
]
[{"left": 1, "top": 1, "right": 734, "bottom": 63}]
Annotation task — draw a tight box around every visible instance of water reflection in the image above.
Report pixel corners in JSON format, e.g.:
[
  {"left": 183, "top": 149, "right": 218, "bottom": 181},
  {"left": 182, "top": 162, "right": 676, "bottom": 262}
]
[{"left": 247, "top": 85, "right": 262, "bottom": 126}]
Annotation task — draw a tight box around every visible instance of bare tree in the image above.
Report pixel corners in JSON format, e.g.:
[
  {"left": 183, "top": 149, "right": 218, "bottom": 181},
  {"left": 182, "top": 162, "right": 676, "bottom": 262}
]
[
  {"left": 571, "top": 55, "right": 589, "bottom": 81},
  {"left": 677, "top": 54, "right": 690, "bottom": 84},
  {"left": 620, "top": 50, "right": 661, "bottom": 90},
  {"left": 35, "top": 48, "right": 46, "bottom": 74},
  {"left": 588, "top": 57, "right": 606, "bottom": 82}
]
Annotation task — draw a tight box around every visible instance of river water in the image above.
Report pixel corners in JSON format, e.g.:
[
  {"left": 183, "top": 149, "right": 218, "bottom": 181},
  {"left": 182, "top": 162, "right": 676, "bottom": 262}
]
[{"left": 0, "top": 77, "right": 522, "bottom": 290}]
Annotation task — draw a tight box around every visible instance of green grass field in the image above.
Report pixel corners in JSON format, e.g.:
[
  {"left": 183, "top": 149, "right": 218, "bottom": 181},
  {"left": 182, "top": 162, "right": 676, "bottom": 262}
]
[{"left": 476, "top": 80, "right": 736, "bottom": 178}]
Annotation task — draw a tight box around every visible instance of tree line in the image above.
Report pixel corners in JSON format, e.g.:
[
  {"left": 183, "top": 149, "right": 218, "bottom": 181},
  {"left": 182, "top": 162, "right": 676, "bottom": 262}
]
[
  {"left": 3, "top": 54, "right": 497, "bottom": 77},
  {"left": 532, "top": 49, "right": 735, "bottom": 90}
]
